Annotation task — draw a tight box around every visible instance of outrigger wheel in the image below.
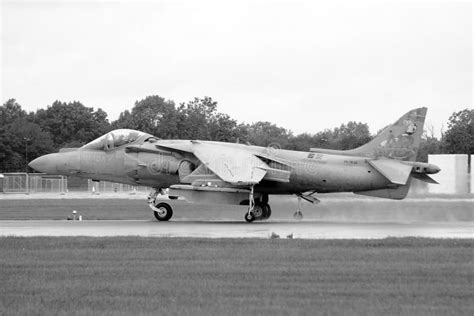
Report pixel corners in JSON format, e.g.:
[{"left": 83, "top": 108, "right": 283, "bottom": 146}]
[
  {"left": 293, "top": 195, "right": 303, "bottom": 220},
  {"left": 153, "top": 202, "right": 173, "bottom": 221}
]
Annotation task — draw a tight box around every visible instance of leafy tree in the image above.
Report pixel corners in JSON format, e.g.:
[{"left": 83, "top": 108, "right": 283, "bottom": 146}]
[
  {"left": 8, "top": 119, "right": 54, "bottom": 171},
  {"left": 443, "top": 109, "right": 473, "bottom": 173},
  {"left": 0, "top": 100, "right": 54, "bottom": 172},
  {"left": 232, "top": 123, "right": 251, "bottom": 144},
  {"left": 208, "top": 113, "right": 239, "bottom": 142},
  {"left": 112, "top": 110, "right": 133, "bottom": 129},
  {"left": 112, "top": 96, "right": 178, "bottom": 138},
  {"left": 417, "top": 134, "right": 442, "bottom": 162},
  {"left": 331, "top": 121, "right": 372, "bottom": 150},
  {"left": 247, "top": 121, "right": 292, "bottom": 148},
  {"left": 35, "top": 101, "right": 110, "bottom": 148},
  {"left": 176, "top": 97, "right": 219, "bottom": 140},
  {"left": 287, "top": 133, "right": 315, "bottom": 151},
  {"left": 0, "top": 99, "right": 27, "bottom": 126},
  {"left": 0, "top": 124, "right": 22, "bottom": 172},
  {"left": 287, "top": 122, "right": 372, "bottom": 151}
]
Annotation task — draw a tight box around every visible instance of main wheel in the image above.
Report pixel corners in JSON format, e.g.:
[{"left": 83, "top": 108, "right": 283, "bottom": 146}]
[
  {"left": 262, "top": 204, "right": 272, "bottom": 220},
  {"left": 245, "top": 211, "right": 255, "bottom": 222},
  {"left": 252, "top": 204, "right": 263, "bottom": 219},
  {"left": 153, "top": 202, "right": 173, "bottom": 221}
]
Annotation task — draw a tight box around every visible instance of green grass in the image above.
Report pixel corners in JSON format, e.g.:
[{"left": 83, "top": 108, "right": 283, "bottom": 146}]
[{"left": 0, "top": 237, "right": 472, "bottom": 315}]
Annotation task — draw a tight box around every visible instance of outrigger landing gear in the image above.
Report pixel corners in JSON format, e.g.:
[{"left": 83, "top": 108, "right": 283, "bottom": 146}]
[
  {"left": 293, "top": 196, "right": 303, "bottom": 220},
  {"left": 292, "top": 192, "right": 320, "bottom": 220},
  {"left": 245, "top": 187, "right": 271, "bottom": 223},
  {"left": 148, "top": 188, "right": 173, "bottom": 221}
]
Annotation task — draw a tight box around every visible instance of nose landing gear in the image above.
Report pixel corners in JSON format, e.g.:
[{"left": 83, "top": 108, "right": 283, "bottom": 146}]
[
  {"left": 153, "top": 202, "right": 173, "bottom": 221},
  {"left": 149, "top": 188, "right": 173, "bottom": 221}
]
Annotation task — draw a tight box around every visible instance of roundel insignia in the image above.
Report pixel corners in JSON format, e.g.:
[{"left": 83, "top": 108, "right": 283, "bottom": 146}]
[{"left": 149, "top": 160, "right": 162, "bottom": 174}]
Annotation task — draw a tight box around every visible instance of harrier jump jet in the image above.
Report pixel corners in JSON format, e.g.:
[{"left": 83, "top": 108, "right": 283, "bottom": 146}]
[{"left": 29, "top": 107, "right": 440, "bottom": 222}]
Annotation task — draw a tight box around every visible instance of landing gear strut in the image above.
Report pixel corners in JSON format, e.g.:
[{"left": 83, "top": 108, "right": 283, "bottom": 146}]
[
  {"left": 293, "top": 196, "right": 303, "bottom": 220},
  {"left": 245, "top": 187, "right": 271, "bottom": 223},
  {"left": 245, "top": 185, "right": 256, "bottom": 222},
  {"left": 149, "top": 188, "right": 173, "bottom": 221},
  {"left": 292, "top": 192, "right": 320, "bottom": 220}
]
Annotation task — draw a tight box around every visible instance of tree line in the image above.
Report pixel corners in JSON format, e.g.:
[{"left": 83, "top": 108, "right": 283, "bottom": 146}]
[{"left": 1, "top": 96, "right": 472, "bottom": 172}]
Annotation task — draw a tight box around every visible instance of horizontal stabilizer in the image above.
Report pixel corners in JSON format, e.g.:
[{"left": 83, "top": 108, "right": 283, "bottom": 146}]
[
  {"left": 411, "top": 173, "right": 439, "bottom": 184},
  {"left": 355, "top": 179, "right": 412, "bottom": 200},
  {"left": 369, "top": 159, "right": 412, "bottom": 185}
]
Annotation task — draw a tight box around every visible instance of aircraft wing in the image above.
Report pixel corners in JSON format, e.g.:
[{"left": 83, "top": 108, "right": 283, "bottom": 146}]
[
  {"left": 156, "top": 141, "right": 289, "bottom": 186},
  {"left": 193, "top": 143, "right": 268, "bottom": 185}
]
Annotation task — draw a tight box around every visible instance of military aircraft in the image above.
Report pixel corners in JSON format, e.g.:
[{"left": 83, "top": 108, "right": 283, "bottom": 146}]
[{"left": 29, "top": 107, "right": 440, "bottom": 222}]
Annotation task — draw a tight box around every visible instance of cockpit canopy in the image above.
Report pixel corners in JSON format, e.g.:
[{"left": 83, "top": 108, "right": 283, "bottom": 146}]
[{"left": 82, "top": 129, "right": 152, "bottom": 151}]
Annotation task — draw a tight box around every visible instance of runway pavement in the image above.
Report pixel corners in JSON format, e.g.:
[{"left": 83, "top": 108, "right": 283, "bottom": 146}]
[{"left": 0, "top": 220, "right": 472, "bottom": 239}]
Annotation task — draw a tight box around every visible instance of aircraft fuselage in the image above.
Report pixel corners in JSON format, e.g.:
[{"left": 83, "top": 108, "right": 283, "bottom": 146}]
[{"left": 32, "top": 140, "right": 414, "bottom": 194}]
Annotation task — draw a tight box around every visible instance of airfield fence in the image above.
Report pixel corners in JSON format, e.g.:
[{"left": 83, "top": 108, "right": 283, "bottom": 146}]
[
  {"left": 1, "top": 173, "right": 29, "bottom": 193},
  {"left": 1, "top": 173, "right": 67, "bottom": 194},
  {"left": 0, "top": 173, "right": 148, "bottom": 195},
  {"left": 87, "top": 180, "right": 149, "bottom": 194},
  {"left": 30, "top": 174, "right": 67, "bottom": 193}
]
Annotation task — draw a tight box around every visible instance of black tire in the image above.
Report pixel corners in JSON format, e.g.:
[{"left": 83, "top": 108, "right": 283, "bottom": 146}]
[
  {"left": 262, "top": 204, "right": 272, "bottom": 220},
  {"left": 252, "top": 204, "right": 264, "bottom": 219},
  {"left": 153, "top": 202, "right": 173, "bottom": 221},
  {"left": 245, "top": 211, "right": 255, "bottom": 223},
  {"left": 293, "top": 211, "right": 303, "bottom": 221}
]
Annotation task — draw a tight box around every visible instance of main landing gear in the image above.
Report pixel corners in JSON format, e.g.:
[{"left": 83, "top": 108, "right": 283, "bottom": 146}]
[
  {"left": 244, "top": 186, "right": 271, "bottom": 223},
  {"left": 244, "top": 202, "right": 272, "bottom": 222},
  {"left": 148, "top": 189, "right": 173, "bottom": 221}
]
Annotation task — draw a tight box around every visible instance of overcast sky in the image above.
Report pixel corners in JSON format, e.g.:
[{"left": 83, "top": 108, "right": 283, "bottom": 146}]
[{"left": 1, "top": 0, "right": 472, "bottom": 137}]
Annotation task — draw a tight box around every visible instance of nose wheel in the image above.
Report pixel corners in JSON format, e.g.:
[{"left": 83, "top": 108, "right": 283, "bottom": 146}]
[
  {"left": 153, "top": 202, "right": 173, "bottom": 221},
  {"left": 149, "top": 189, "right": 173, "bottom": 221}
]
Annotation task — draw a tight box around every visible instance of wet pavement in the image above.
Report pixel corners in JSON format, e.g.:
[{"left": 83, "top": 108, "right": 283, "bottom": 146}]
[{"left": 1, "top": 220, "right": 472, "bottom": 239}]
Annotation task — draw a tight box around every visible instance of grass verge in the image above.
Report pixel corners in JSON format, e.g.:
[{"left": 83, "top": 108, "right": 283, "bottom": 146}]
[{"left": 0, "top": 237, "right": 472, "bottom": 315}]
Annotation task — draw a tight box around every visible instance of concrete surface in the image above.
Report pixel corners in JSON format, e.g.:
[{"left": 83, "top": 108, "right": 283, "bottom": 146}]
[{"left": 1, "top": 220, "right": 472, "bottom": 239}]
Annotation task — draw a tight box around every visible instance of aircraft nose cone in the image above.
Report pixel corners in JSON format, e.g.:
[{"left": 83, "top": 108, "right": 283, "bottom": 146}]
[{"left": 29, "top": 154, "right": 58, "bottom": 174}]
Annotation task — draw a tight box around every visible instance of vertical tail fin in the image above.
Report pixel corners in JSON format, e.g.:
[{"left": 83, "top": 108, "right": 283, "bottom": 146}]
[{"left": 346, "top": 107, "right": 427, "bottom": 161}]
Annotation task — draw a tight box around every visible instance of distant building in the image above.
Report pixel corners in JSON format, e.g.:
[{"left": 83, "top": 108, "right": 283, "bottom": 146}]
[{"left": 428, "top": 154, "right": 473, "bottom": 194}]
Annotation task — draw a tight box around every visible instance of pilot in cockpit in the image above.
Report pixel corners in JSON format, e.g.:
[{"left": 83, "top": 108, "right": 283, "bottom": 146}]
[{"left": 82, "top": 129, "right": 149, "bottom": 151}]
